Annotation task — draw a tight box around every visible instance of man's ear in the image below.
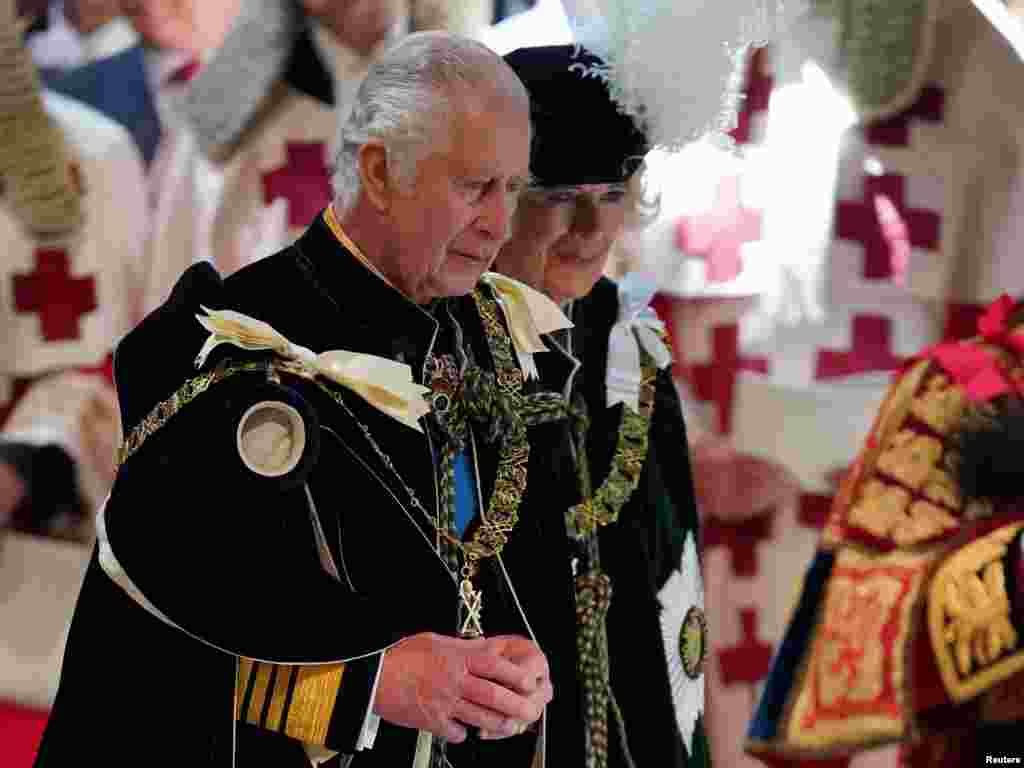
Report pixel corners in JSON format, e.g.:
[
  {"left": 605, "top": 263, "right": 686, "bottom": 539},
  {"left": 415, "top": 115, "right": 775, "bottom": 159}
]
[{"left": 357, "top": 142, "right": 393, "bottom": 213}]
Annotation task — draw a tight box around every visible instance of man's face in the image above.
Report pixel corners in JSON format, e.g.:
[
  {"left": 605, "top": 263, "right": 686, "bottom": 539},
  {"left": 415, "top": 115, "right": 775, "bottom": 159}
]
[
  {"left": 495, "top": 183, "right": 630, "bottom": 304},
  {"left": 382, "top": 87, "right": 531, "bottom": 303},
  {"left": 119, "top": 0, "right": 196, "bottom": 50},
  {"left": 302, "top": 0, "right": 403, "bottom": 58},
  {"left": 65, "top": 0, "right": 122, "bottom": 35}
]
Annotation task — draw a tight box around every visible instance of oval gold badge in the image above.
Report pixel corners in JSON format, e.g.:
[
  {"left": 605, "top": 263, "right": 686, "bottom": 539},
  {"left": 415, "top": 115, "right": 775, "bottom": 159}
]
[{"left": 680, "top": 605, "right": 707, "bottom": 680}]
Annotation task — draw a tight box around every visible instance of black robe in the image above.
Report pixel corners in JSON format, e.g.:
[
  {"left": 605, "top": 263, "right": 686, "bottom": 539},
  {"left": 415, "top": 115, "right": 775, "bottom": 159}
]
[
  {"left": 560, "top": 277, "right": 710, "bottom": 768},
  {"left": 34, "top": 215, "right": 584, "bottom": 767}
]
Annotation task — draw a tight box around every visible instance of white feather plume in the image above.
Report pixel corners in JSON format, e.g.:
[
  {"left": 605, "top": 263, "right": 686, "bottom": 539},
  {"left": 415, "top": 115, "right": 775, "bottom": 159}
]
[{"left": 568, "top": 0, "right": 809, "bottom": 152}]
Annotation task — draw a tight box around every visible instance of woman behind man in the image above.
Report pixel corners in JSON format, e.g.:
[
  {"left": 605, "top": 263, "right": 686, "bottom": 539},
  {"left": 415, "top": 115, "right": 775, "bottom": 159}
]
[{"left": 495, "top": 44, "right": 709, "bottom": 768}]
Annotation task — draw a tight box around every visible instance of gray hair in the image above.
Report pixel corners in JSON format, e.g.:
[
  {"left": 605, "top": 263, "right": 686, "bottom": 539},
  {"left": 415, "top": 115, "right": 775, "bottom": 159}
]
[{"left": 331, "top": 31, "right": 513, "bottom": 215}]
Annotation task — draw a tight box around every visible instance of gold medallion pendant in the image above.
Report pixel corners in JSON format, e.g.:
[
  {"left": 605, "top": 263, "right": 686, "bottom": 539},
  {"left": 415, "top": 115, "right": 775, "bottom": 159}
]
[{"left": 680, "top": 606, "right": 708, "bottom": 680}]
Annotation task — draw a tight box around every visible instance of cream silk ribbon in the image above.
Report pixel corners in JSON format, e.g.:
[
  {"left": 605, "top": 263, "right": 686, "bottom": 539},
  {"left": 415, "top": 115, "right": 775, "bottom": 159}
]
[
  {"left": 482, "top": 272, "right": 573, "bottom": 380},
  {"left": 195, "top": 307, "right": 431, "bottom": 432},
  {"left": 607, "top": 273, "right": 672, "bottom": 411}
]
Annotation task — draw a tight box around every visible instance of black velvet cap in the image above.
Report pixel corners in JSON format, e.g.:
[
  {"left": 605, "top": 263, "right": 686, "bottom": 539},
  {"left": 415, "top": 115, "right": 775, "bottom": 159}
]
[{"left": 504, "top": 44, "right": 649, "bottom": 188}]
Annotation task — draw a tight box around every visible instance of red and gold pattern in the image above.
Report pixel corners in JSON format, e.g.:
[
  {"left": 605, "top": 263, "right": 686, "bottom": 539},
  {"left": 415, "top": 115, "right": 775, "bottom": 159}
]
[
  {"left": 758, "top": 306, "right": 1024, "bottom": 759},
  {"left": 821, "top": 361, "right": 927, "bottom": 549},
  {"left": 927, "top": 522, "right": 1024, "bottom": 703},
  {"left": 833, "top": 362, "right": 964, "bottom": 549},
  {"left": 785, "top": 546, "right": 940, "bottom": 749}
]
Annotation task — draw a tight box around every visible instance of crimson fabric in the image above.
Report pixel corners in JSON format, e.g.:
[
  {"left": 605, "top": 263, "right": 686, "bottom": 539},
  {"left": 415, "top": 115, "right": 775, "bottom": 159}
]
[{"left": 0, "top": 702, "right": 48, "bottom": 768}]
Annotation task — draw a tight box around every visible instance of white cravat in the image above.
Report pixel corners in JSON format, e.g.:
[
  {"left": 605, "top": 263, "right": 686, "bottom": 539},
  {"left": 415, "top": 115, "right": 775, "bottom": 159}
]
[
  {"left": 79, "top": 17, "right": 138, "bottom": 64},
  {"left": 26, "top": 2, "right": 83, "bottom": 70},
  {"left": 607, "top": 272, "right": 672, "bottom": 411}
]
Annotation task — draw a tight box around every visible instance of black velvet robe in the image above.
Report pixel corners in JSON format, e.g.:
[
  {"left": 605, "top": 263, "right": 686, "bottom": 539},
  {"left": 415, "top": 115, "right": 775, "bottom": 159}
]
[
  {"left": 562, "top": 277, "right": 710, "bottom": 768},
  {"left": 33, "top": 216, "right": 584, "bottom": 767}
]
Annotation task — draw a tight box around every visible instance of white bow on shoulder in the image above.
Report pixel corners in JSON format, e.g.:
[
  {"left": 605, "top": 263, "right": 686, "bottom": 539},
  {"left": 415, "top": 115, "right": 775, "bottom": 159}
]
[
  {"left": 607, "top": 273, "right": 672, "bottom": 411},
  {"left": 195, "top": 307, "right": 431, "bottom": 431},
  {"left": 483, "top": 272, "right": 574, "bottom": 380}
]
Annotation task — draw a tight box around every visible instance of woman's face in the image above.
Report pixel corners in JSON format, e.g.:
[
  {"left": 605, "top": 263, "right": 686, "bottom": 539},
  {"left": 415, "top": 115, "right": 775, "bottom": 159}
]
[
  {"left": 495, "top": 182, "right": 630, "bottom": 304},
  {"left": 120, "top": 0, "right": 195, "bottom": 51}
]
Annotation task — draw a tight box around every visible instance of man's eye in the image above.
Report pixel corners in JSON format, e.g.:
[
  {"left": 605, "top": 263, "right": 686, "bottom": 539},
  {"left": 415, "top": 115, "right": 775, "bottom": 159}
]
[{"left": 465, "top": 180, "right": 491, "bottom": 199}]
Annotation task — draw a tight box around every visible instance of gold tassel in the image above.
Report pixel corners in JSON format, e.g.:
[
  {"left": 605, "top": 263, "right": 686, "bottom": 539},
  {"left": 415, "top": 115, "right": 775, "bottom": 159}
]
[{"left": 0, "top": 4, "right": 84, "bottom": 237}]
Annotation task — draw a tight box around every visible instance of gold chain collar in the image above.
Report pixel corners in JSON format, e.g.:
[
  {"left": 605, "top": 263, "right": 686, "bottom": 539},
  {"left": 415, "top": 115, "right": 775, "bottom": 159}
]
[{"left": 567, "top": 346, "right": 657, "bottom": 540}]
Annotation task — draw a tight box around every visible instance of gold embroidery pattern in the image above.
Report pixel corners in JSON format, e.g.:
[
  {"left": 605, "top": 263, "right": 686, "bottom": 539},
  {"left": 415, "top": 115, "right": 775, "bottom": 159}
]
[
  {"left": 786, "top": 546, "right": 937, "bottom": 749},
  {"left": 928, "top": 522, "right": 1024, "bottom": 702},
  {"left": 842, "top": 364, "right": 963, "bottom": 547}
]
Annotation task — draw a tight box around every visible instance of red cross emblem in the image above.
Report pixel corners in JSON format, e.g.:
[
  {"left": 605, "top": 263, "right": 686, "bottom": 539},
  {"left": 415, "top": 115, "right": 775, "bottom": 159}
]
[
  {"left": 13, "top": 248, "right": 97, "bottom": 342},
  {"left": 676, "top": 175, "right": 763, "bottom": 284},
  {"left": 262, "top": 141, "right": 334, "bottom": 230},
  {"left": 688, "top": 323, "right": 769, "bottom": 434},
  {"left": 717, "top": 607, "right": 774, "bottom": 685},
  {"left": 815, "top": 314, "right": 905, "bottom": 380},
  {"left": 704, "top": 512, "right": 773, "bottom": 578},
  {"left": 834, "top": 173, "right": 940, "bottom": 281}
]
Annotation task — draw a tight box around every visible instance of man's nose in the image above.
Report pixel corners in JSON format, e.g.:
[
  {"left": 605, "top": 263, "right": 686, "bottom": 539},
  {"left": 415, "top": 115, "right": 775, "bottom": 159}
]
[{"left": 477, "top": 187, "right": 515, "bottom": 242}]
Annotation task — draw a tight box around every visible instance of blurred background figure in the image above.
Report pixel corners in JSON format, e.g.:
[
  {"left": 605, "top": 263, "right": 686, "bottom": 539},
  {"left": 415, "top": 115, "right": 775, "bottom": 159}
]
[
  {"left": 116, "top": 0, "right": 240, "bottom": 315},
  {"left": 35, "top": 0, "right": 157, "bottom": 165},
  {"left": 1, "top": 0, "right": 148, "bottom": 547},
  {"left": 637, "top": 1, "right": 1024, "bottom": 766},
  {"left": 0, "top": 3, "right": 149, "bottom": 762},
  {"left": 20, "top": 0, "right": 239, "bottom": 320},
  {"left": 188, "top": 0, "right": 501, "bottom": 278}
]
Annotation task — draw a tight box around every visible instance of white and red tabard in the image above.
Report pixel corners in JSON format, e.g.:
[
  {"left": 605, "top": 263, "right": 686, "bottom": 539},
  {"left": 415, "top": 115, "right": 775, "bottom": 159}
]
[
  {"left": 0, "top": 90, "right": 149, "bottom": 716},
  {"left": 209, "top": 28, "right": 389, "bottom": 276},
  {"left": 643, "top": 2, "right": 1024, "bottom": 765}
]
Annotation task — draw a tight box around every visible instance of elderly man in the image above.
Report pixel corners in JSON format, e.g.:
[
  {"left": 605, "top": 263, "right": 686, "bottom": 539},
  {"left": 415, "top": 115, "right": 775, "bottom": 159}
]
[{"left": 34, "top": 32, "right": 585, "bottom": 768}]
